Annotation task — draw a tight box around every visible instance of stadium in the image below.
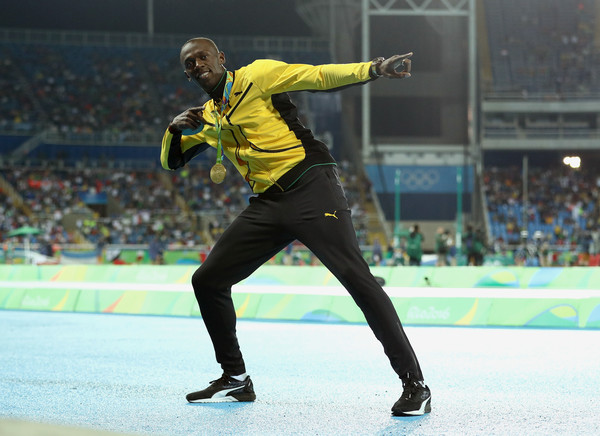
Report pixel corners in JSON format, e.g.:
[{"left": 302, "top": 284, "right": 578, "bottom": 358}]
[{"left": 1, "top": 1, "right": 599, "bottom": 435}]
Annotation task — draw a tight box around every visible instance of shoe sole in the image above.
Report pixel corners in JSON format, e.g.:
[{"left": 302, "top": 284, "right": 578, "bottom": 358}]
[
  {"left": 187, "top": 393, "right": 256, "bottom": 403},
  {"left": 392, "top": 398, "right": 431, "bottom": 416}
]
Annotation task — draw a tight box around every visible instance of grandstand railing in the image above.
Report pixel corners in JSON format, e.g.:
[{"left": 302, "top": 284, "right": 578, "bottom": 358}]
[
  {"left": 41, "top": 130, "right": 159, "bottom": 146},
  {"left": 483, "top": 128, "right": 600, "bottom": 139},
  {"left": 0, "top": 27, "right": 329, "bottom": 52},
  {"left": 0, "top": 127, "right": 162, "bottom": 147},
  {"left": 0, "top": 156, "right": 162, "bottom": 170},
  {"left": 483, "top": 91, "right": 600, "bottom": 101}
]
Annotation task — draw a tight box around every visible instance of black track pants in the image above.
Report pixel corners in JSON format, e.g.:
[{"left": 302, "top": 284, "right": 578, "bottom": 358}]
[{"left": 191, "top": 165, "right": 424, "bottom": 380}]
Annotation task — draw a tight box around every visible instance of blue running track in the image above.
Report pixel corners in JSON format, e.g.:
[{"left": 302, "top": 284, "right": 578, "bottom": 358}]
[{"left": 1, "top": 310, "right": 599, "bottom": 435}]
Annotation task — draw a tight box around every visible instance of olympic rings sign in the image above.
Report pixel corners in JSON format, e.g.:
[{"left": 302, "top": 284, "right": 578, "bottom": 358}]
[{"left": 400, "top": 168, "right": 441, "bottom": 191}]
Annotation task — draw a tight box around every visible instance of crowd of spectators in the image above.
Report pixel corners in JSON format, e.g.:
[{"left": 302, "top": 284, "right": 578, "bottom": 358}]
[
  {"left": 485, "top": 0, "right": 599, "bottom": 96},
  {"left": 0, "top": 158, "right": 368, "bottom": 262},
  {"left": 484, "top": 164, "right": 600, "bottom": 265},
  {"left": 0, "top": 44, "right": 173, "bottom": 136},
  {"left": 3, "top": 159, "right": 600, "bottom": 267},
  {"left": 0, "top": 50, "right": 41, "bottom": 132},
  {"left": 0, "top": 166, "right": 197, "bottom": 248},
  {"left": 0, "top": 41, "right": 331, "bottom": 141}
]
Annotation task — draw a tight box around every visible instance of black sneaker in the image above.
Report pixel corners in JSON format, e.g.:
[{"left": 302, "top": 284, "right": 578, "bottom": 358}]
[
  {"left": 391, "top": 379, "right": 431, "bottom": 416},
  {"left": 186, "top": 374, "right": 256, "bottom": 403}
]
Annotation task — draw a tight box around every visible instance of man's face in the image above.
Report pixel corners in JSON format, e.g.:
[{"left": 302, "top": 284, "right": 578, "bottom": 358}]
[{"left": 180, "top": 39, "right": 226, "bottom": 93}]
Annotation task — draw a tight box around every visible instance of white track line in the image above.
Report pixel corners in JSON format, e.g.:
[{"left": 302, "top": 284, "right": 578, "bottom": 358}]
[{"left": 1, "top": 281, "right": 599, "bottom": 299}]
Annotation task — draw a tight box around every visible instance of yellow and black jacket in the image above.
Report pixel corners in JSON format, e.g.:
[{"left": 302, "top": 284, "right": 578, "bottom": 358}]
[{"left": 161, "top": 59, "right": 374, "bottom": 194}]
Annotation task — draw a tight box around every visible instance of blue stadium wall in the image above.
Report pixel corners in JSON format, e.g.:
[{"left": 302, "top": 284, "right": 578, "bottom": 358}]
[{"left": 365, "top": 165, "right": 474, "bottom": 221}]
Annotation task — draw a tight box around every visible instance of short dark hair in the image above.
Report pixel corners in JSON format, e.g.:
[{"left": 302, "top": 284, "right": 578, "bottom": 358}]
[{"left": 182, "top": 37, "right": 220, "bottom": 53}]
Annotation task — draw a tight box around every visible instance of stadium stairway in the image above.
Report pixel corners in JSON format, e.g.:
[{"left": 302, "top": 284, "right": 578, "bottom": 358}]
[
  {"left": 362, "top": 187, "right": 391, "bottom": 249},
  {"left": 0, "top": 173, "right": 33, "bottom": 217},
  {"left": 0, "top": 171, "right": 91, "bottom": 244}
]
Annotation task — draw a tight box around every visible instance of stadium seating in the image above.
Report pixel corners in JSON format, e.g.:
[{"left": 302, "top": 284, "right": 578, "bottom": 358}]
[
  {"left": 484, "top": 0, "right": 598, "bottom": 95},
  {"left": 0, "top": 158, "right": 366, "bottom": 251},
  {"left": 0, "top": 40, "right": 332, "bottom": 139},
  {"left": 484, "top": 165, "right": 599, "bottom": 263}
]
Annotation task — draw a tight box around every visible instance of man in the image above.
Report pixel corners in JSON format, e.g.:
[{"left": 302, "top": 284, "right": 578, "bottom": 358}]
[
  {"left": 400, "top": 224, "right": 424, "bottom": 266},
  {"left": 464, "top": 223, "right": 485, "bottom": 266},
  {"left": 161, "top": 37, "right": 431, "bottom": 416},
  {"left": 435, "top": 227, "right": 449, "bottom": 266}
]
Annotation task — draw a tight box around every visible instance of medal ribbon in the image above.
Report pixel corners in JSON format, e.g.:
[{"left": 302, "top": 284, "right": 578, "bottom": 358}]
[{"left": 213, "top": 70, "right": 234, "bottom": 166}]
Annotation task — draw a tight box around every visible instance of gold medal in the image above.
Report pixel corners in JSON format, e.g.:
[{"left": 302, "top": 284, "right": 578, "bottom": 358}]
[
  {"left": 211, "top": 71, "right": 233, "bottom": 186},
  {"left": 210, "top": 163, "right": 227, "bottom": 184}
]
